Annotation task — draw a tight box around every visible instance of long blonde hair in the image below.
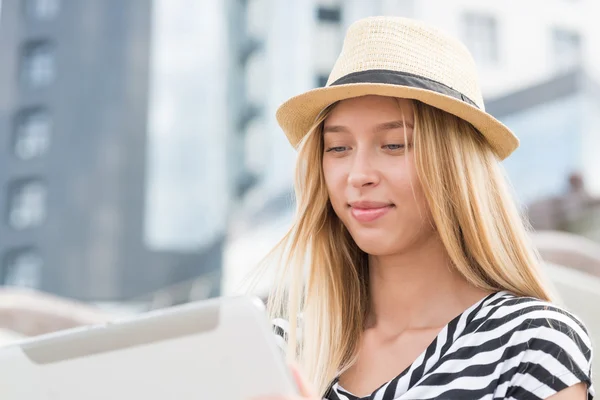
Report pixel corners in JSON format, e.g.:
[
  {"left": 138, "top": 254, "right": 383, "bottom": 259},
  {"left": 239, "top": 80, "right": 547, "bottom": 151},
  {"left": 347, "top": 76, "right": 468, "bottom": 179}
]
[{"left": 262, "top": 98, "right": 553, "bottom": 396}]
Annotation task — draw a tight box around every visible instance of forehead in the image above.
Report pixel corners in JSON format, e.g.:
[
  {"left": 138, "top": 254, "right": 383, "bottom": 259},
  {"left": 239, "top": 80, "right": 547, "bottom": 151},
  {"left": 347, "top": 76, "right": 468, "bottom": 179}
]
[{"left": 325, "top": 96, "right": 414, "bottom": 124}]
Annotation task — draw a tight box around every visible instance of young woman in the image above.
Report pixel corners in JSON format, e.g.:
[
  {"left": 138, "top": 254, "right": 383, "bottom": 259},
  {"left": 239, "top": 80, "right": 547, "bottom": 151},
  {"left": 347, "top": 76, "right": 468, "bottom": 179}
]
[{"left": 254, "top": 16, "right": 594, "bottom": 400}]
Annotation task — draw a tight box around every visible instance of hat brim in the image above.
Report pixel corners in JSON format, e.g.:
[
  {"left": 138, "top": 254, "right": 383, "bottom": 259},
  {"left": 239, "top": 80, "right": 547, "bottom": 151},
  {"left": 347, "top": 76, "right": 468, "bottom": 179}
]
[{"left": 275, "top": 83, "right": 518, "bottom": 160}]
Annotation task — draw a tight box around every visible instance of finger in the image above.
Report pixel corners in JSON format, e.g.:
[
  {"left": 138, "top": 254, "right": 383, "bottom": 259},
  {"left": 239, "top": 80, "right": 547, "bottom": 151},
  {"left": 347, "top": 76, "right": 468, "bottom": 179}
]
[{"left": 290, "top": 363, "right": 316, "bottom": 398}]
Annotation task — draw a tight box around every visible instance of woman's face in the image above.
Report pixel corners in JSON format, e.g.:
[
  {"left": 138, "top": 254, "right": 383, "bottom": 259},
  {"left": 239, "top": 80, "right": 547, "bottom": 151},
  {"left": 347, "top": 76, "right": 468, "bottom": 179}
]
[{"left": 322, "top": 95, "right": 435, "bottom": 256}]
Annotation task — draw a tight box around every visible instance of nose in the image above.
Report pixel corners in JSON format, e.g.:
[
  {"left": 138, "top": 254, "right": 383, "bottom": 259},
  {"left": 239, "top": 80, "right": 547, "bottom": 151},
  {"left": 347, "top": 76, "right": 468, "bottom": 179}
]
[{"left": 347, "top": 149, "right": 380, "bottom": 188}]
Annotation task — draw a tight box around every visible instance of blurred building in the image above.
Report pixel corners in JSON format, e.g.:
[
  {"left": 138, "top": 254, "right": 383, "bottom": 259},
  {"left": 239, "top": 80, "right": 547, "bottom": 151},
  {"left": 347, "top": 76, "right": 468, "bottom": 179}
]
[
  {"left": 487, "top": 69, "right": 600, "bottom": 207},
  {"left": 485, "top": 68, "right": 600, "bottom": 242},
  {"left": 355, "top": 0, "right": 600, "bottom": 97},
  {"left": 0, "top": 0, "right": 226, "bottom": 301}
]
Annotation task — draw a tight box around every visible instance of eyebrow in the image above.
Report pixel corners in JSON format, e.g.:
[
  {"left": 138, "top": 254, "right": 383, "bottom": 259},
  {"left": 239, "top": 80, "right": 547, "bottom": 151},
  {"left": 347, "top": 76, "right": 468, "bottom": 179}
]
[{"left": 323, "top": 120, "right": 414, "bottom": 135}]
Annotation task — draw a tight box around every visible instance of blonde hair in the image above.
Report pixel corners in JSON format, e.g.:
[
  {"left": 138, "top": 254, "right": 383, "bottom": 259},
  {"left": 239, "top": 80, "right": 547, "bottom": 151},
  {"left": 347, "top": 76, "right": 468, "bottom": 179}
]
[{"left": 262, "top": 99, "right": 553, "bottom": 396}]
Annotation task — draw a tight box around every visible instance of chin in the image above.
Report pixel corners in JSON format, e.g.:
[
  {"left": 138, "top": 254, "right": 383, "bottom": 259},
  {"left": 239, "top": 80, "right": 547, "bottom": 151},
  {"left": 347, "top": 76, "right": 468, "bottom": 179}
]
[{"left": 350, "top": 233, "right": 400, "bottom": 256}]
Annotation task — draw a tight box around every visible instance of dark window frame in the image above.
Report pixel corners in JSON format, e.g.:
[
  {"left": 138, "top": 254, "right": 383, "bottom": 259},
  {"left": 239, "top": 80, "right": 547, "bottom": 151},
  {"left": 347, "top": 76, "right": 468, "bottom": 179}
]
[
  {"left": 2, "top": 246, "right": 43, "bottom": 288},
  {"left": 19, "top": 39, "right": 57, "bottom": 88},
  {"left": 6, "top": 177, "right": 48, "bottom": 230},
  {"left": 12, "top": 106, "right": 52, "bottom": 160},
  {"left": 317, "top": 6, "right": 342, "bottom": 23}
]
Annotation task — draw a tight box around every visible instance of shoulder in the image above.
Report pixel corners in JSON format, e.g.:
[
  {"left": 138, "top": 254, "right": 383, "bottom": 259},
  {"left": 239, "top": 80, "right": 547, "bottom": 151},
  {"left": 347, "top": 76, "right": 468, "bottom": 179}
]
[
  {"left": 479, "top": 292, "right": 594, "bottom": 399},
  {"left": 482, "top": 292, "right": 592, "bottom": 350}
]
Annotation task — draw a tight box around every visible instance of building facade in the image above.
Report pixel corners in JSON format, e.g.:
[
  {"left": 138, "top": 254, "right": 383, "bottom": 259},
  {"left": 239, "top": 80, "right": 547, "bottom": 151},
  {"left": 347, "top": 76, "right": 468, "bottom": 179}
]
[{"left": 0, "top": 0, "right": 227, "bottom": 301}]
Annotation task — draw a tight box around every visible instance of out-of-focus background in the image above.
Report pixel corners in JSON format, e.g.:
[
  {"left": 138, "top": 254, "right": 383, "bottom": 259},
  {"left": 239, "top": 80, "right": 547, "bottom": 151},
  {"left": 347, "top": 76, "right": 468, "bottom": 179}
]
[{"left": 0, "top": 0, "right": 598, "bottom": 379}]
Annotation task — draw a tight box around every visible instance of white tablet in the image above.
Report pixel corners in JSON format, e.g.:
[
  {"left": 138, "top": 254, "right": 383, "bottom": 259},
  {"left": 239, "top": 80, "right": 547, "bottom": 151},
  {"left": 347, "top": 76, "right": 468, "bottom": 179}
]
[{"left": 0, "top": 296, "right": 298, "bottom": 399}]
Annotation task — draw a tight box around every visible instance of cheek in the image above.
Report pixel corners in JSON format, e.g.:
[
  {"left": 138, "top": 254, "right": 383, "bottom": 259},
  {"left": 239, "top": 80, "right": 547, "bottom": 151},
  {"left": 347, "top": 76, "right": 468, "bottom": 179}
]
[
  {"left": 401, "top": 180, "right": 433, "bottom": 226},
  {"left": 386, "top": 160, "right": 416, "bottom": 196},
  {"left": 387, "top": 160, "right": 431, "bottom": 217},
  {"left": 322, "top": 160, "right": 347, "bottom": 206}
]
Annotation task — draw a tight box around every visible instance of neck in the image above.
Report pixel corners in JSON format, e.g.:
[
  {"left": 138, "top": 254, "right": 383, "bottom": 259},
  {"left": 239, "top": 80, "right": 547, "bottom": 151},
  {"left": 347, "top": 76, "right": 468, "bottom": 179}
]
[{"left": 366, "top": 233, "right": 489, "bottom": 334}]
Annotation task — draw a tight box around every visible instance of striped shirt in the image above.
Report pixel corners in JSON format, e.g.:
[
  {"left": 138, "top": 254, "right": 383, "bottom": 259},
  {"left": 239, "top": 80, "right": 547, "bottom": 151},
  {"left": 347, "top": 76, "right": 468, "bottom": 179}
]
[{"left": 273, "top": 291, "right": 594, "bottom": 399}]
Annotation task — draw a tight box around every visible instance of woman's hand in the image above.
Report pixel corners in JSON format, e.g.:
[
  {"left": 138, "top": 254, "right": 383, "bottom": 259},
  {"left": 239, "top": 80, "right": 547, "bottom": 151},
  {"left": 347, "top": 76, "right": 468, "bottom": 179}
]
[{"left": 250, "top": 364, "right": 321, "bottom": 400}]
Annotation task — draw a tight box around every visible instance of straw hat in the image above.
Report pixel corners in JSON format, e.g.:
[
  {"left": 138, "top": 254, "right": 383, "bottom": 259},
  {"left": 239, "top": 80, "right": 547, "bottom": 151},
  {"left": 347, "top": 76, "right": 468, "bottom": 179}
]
[{"left": 276, "top": 16, "right": 519, "bottom": 160}]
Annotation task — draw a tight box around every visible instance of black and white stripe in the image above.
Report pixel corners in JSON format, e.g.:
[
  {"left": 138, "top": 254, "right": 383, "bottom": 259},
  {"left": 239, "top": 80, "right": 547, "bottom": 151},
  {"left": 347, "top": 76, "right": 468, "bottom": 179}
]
[{"left": 274, "top": 291, "right": 594, "bottom": 400}]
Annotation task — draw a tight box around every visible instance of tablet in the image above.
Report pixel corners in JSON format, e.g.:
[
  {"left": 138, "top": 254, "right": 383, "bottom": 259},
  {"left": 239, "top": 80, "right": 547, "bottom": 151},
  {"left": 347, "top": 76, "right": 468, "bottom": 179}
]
[{"left": 0, "top": 296, "right": 298, "bottom": 399}]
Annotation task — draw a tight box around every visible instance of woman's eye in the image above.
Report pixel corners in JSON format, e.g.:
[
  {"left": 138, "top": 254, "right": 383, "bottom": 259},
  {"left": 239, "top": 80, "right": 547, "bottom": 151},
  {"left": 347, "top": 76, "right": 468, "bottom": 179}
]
[
  {"left": 383, "top": 144, "right": 405, "bottom": 150},
  {"left": 325, "top": 146, "right": 348, "bottom": 153}
]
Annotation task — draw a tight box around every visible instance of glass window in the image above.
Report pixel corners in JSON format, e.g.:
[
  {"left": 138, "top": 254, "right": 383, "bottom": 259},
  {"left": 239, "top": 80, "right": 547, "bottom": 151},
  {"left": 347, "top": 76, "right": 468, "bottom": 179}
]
[
  {"left": 552, "top": 28, "right": 582, "bottom": 72},
  {"left": 462, "top": 13, "right": 499, "bottom": 66},
  {"left": 247, "top": 0, "right": 269, "bottom": 38},
  {"left": 245, "top": 51, "right": 267, "bottom": 105},
  {"left": 244, "top": 118, "right": 267, "bottom": 176},
  {"left": 383, "top": 0, "right": 415, "bottom": 17},
  {"left": 13, "top": 108, "right": 51, "bottom": 160},
  {"left": 316, "top": 74, "right": 329, "bottom": 87},
  {"left": 3, "top": 248, "right": 42, "bottom": 289},
  {"left": 7, "top": 179, "right": 47, "bottom": 230},
  {"left": 24, "top": 0, "right": 60, "bottom": 21},
  {"left": 314, "top": 22, "right": 341, "bottom": 73},
  {"left": 317, "top": 6, "right": 341, "bottom": 23},
  {"left": 21, "top": 40, "right": 56, "bottom": 88}
]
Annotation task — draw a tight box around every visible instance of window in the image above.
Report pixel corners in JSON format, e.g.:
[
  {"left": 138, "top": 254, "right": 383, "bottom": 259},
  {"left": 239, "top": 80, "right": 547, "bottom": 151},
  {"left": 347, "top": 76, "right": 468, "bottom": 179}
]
[
  {"left": 21, "top": 40, "right": 55, "bottom": 88},
  {"left": 244, "top": 118, "right": 267, "bottom": 176},
  {"left": 239, "top": 37, "right": 261, "bottom": 67},
  {"left": 245, "top": 51, "right": 267, "bottom": 104},
  {"left": 314, "top": 22, "right": 341, "bottom": 73},
  {"left": 237, "top": 103, "right": 261, "bottom": 132},
  {"left": 552, "top": 28, "right": 582, "bottom": 72},
  {"left": 317, "top": 6, "right": 341, "bottom": 23},
  {"left": 24, "top": 0, "right": 60, "bottom": 21},
  {"left": 383, "top": 0, "right": 415, "bottom": 17},
  {"left": 235, "top": 171, "right": 258, "bottom": 198},
  {"left": 7, "top": 179, "right": 47, "bottom": 230},
  {"left": 3, "top": 248, "right": 42, "bottom": 289},
  {"left": 316, "top": 74, "right": 329, "bottom": 87},
  {"left": 462, "top": 13, "right": 499, "bottom": 66},
  {"left": 13, "top": 108, "right": 51, "bottom": 160},
  {"left": 247, "top": 0, "right": 269, "bottom": 38}
]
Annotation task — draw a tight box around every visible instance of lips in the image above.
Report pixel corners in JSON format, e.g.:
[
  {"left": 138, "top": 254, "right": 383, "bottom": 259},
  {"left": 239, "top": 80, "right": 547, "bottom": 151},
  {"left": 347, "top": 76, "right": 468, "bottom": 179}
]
[{"left": 349, "top": 201, "right": 394, "bottom": 222}]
